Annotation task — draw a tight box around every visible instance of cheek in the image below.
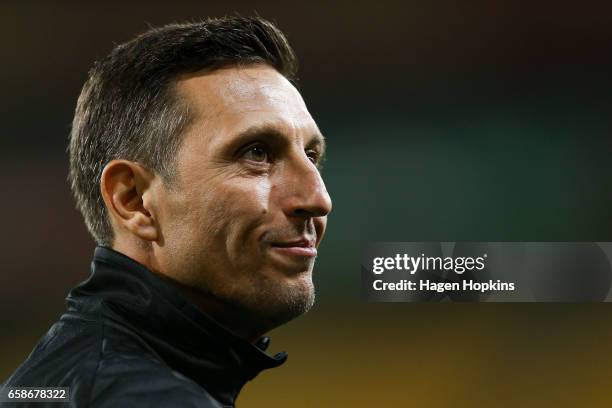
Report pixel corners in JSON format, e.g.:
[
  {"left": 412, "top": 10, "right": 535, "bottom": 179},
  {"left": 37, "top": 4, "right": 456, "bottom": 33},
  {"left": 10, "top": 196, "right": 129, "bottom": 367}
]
[
  {"left": 161, "top": 176, "right": 272, "bottom": 259},
  {"left": 219, "top": 178, "right": 272, "bottom": 238},
  {"left": 209, "top": 179, "right": 274, "bottom": 273},
  {"left": 180, "top": 177, "right": 270, "bottom": 257}
]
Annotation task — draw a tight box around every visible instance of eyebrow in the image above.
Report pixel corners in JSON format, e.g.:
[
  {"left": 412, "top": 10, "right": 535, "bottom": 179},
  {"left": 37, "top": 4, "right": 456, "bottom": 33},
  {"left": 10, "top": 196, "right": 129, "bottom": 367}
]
[{"left": 228, "top": 123, "right": 327, "bottom": 160}]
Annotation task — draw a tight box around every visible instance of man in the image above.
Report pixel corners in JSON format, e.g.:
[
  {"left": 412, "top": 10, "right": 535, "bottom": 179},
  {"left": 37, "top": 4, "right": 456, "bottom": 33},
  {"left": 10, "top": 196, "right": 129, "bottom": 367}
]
[{"left": 2, "top": 16, "right": 331, "bottom": 407}]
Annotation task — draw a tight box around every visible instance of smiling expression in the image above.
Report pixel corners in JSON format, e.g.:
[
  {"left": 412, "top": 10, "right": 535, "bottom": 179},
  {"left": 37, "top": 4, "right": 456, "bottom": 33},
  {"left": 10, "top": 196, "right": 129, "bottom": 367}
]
[{"left": 149, "top": 64, "right": 332, "bottom": 330}]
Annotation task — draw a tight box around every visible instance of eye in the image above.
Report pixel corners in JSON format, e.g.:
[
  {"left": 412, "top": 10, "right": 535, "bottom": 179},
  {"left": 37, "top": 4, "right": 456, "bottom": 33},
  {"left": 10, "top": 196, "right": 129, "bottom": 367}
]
[
  {"left": 306, "top": 149, "right": 320, "bottom": 165},
  {"left": 242, "top": 144, "right": 269, "bottom": 163}
]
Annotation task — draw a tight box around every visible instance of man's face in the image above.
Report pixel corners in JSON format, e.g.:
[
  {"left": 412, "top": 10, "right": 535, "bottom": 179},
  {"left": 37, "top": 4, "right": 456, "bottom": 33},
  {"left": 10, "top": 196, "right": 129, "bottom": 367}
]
[{"left": 151, "top": 64, "right": 331, "bottom": 329}]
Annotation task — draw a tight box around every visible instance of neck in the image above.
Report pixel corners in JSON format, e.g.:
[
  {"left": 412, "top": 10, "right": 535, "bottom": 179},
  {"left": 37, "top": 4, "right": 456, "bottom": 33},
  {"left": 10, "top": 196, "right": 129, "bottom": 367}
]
[
  {"left": 82, "top": 246, "right": 288, "bottom": 407},
  {"left": 161, "top": 277, "right": 272, "bottom": 343},
  {"left": 112, "top": 239, "right": 271, "bottom": 343}
]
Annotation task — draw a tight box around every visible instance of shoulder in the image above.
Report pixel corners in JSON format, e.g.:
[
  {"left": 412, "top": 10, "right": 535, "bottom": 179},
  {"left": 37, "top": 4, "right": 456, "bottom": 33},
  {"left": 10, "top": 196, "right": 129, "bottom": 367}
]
[
  {"left": 3, "top": 315, "right": 102, "bottom": 388},
  {"left": 89, "top": 353, "right": 222, "bottom": 408}
]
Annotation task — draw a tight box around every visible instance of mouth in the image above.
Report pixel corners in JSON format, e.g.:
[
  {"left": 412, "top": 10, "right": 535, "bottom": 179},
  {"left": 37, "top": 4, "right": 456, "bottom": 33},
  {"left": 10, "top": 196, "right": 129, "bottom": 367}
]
[{"left": 269, "top": 238, "right": 317, "bottom": 257}]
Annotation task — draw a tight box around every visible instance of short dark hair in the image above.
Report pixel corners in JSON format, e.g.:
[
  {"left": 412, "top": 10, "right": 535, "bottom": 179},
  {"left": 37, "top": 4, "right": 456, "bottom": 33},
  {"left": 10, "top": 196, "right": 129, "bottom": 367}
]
[{"left": 68, "top": 16, "right": 298, "bottom": 246}]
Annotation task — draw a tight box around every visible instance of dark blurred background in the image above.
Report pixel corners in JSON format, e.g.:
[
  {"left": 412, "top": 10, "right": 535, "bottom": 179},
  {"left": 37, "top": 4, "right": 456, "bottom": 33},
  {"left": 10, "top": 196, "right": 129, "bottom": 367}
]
[{"left": 2, "top": 1, "right": 612, "bottom": 406}]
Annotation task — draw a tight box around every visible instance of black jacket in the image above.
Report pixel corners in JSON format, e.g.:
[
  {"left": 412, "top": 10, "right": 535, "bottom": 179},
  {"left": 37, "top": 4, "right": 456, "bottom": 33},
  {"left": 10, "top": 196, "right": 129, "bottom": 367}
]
[{"left": 2, "top": 246, "right": 287, "bottom": 407}]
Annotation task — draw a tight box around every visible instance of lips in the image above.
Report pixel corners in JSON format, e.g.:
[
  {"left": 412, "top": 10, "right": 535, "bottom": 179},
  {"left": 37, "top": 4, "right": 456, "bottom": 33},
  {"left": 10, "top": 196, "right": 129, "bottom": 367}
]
[{"left": 270, "top": 238, "right": 317, "bottom": 257}]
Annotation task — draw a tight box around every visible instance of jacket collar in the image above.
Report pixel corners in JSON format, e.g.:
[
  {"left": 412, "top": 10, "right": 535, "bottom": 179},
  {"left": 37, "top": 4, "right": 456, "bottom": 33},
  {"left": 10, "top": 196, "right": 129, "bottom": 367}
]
[{"left": 68, "top": 246, "right": 287, "bottom": 406}]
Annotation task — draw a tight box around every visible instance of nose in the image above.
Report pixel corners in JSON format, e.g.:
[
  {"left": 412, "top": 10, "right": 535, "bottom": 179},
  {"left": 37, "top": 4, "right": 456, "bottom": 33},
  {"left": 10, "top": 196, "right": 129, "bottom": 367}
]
[{"left": 280, "top": 154, "right": 332, "bottom": 219}]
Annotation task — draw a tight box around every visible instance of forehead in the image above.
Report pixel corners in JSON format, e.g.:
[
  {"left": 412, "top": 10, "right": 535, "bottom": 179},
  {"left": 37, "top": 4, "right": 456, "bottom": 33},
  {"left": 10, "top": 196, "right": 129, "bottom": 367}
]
[{"left": 175, "top": 64, "right": 318, "bottom": 140}]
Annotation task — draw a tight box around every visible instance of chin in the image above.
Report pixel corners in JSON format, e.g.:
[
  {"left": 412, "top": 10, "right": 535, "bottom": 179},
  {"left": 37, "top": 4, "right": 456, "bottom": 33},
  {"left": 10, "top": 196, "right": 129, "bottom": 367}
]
[{"left": 245, "top": 275, "right": 316, "bottom": 329}]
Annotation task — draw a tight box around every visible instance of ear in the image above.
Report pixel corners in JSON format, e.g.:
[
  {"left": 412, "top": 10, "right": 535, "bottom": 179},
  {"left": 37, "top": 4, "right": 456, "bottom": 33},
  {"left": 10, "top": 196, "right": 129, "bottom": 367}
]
[{"left": 100, "top": 160, "right": 159, "bottom": 242}]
